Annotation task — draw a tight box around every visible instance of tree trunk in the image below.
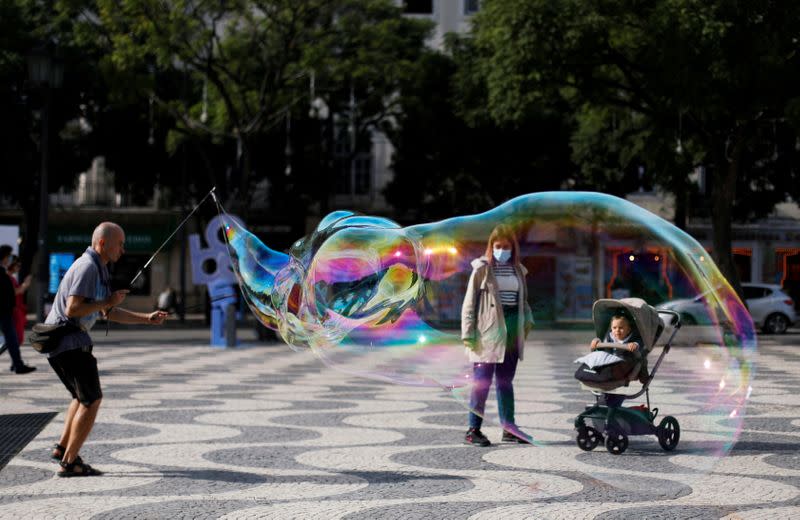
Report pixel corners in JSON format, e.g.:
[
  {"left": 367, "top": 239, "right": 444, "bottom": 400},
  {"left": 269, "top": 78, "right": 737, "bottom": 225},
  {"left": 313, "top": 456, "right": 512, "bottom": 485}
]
[
  {"left": 238, "top": 135, "right": 253, "bottom": 219},
  {"left": 672, "top": 169, "right": 687, "bottom": 231},
  {"left": 710, "top": 138, "right": 744, "bottom": 301},
  {"left": 18, "top": 198, "right": 39, "bottom": 292},
  {"left": 322, "top": 108, "right": 336, "bottom": 216}
]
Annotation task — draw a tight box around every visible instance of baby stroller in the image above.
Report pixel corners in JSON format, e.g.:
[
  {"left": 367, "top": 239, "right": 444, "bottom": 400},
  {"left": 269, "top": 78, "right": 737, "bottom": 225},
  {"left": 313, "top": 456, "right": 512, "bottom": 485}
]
[{"left": 573, "top": 298, "right": 681, "bottom": 455}]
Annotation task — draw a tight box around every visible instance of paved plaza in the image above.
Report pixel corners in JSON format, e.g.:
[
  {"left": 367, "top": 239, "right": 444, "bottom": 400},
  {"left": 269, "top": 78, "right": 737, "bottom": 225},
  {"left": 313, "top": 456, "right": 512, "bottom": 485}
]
[{"left": 1, "top": 326, "right": 799, "bottom": 519}]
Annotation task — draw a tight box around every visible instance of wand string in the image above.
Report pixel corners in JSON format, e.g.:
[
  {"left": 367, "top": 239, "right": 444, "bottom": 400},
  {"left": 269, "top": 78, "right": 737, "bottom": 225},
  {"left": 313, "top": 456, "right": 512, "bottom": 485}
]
[{"left": 129, "top": 186, "right": 217, "bottom": 288}]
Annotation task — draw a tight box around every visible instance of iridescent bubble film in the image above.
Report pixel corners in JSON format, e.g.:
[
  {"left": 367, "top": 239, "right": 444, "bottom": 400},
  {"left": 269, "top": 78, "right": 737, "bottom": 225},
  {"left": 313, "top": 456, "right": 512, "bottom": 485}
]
[{"left": 219, "top": 192, "right": 755, "bottom": 488}]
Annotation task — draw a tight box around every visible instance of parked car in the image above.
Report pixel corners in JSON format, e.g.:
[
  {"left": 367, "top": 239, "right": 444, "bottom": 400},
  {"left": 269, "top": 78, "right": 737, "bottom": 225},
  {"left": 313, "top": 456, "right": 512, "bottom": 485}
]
[{"left": 656, "top": 283, "right": 797, "bottom": 334}]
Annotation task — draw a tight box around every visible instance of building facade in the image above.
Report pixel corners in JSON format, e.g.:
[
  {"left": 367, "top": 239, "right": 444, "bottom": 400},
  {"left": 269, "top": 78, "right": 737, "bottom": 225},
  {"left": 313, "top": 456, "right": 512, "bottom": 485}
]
[{"left": 332, "top": 1, "right": 480, "bottom": 217}]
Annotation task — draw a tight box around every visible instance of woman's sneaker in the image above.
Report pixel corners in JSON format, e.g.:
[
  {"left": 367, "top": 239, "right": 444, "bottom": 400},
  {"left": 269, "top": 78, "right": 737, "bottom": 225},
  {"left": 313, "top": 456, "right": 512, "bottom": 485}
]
[
  {"left": 464, "top": 428, "right": 491, "bottom": 447},
  {"left": 501, "top": 430, "right": 531, "bottom": 444}
]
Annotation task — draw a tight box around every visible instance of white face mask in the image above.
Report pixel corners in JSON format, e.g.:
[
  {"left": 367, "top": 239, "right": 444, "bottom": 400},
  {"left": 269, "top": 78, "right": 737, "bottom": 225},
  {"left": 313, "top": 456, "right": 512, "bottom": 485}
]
[{"left": 493, "top": 248, "right": 512, "bottom": 263}]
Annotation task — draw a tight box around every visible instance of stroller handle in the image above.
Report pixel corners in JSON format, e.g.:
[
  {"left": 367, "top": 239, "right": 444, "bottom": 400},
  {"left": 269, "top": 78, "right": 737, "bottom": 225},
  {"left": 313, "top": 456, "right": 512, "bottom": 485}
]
[
  {"left": 593, "top": 343, "right": 641, "bottom": 357},
  {"left": 657, "top": 309, "right": 682, "bottom": 329},
  {"left": 656, "top": 309, "right": 681, "bottom": 354}
]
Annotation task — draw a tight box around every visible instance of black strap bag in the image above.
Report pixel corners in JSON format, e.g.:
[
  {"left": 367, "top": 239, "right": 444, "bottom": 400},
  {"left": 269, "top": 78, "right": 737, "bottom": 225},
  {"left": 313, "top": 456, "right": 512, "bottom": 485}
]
[{"left": 29, "top": 322, "right": 82, "bottom": 353}]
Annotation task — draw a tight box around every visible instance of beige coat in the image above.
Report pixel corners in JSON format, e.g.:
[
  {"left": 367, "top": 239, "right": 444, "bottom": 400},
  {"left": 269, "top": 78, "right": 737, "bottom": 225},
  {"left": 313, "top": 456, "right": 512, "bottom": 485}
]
[{"left": 460, "top": 257, "right": 534, "bottom": 363}]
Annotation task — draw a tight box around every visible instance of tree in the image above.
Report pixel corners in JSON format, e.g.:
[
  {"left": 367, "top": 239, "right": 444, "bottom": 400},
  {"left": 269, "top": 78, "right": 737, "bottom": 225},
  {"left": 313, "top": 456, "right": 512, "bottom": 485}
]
[
  {"left": 384, "top": 36, "right": 573, "bottom": 222},
  {"left": 0, "top": 0, "right": 108, "bottom": 277},
  {"left": 468, "top": 0, "right": 800, "bottom": 297},
  {"left": 74, "top": 0, "right": 432, "bottom": 217},
  {"left": 0, "top": 0, "right": 38, "bottom": 275}
]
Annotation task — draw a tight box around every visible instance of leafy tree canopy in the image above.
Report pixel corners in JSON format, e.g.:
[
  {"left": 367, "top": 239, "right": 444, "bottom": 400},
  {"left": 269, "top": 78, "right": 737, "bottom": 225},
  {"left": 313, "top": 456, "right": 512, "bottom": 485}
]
[
  {"left": 68, "top": 0, "right": 433, "bottom": 213},
  {"left": 468, "top": 0, "right": 800, "bottom": 293}
]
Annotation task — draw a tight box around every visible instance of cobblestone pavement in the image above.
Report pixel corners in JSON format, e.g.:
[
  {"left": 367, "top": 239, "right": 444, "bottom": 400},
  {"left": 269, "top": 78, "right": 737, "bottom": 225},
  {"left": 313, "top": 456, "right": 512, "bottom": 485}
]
[{"left": 0, "top": 328, "right": 798, "bottom": 519}]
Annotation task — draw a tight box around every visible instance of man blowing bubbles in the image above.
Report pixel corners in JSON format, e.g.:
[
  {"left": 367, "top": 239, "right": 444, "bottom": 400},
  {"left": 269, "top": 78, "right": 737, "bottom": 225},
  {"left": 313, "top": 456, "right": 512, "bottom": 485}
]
[{"left": 45, "top": 222, "right": 167, "bottom": 477}]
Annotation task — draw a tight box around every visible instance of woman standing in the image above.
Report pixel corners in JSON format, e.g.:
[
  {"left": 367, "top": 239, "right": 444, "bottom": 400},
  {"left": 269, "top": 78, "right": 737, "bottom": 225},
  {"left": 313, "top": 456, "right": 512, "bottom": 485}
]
[
  {"left": 461, "top": 225, "right": 534, "bottom": 446},
  {"left": 8, "top": 256, "right": 32, "bottom": 345}
]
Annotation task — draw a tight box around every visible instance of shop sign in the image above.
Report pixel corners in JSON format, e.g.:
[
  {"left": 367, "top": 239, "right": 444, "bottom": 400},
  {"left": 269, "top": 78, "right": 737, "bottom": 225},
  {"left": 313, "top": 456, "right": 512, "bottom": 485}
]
[{"left": 48, "top": 228, "right": 167, "bottom": 252}]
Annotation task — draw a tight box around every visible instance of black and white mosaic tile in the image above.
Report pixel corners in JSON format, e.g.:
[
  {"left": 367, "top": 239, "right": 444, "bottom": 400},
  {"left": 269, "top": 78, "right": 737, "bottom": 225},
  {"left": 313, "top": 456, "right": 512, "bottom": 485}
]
[{"left": 1, "top": 329, "right": 798, "bottom": 519}]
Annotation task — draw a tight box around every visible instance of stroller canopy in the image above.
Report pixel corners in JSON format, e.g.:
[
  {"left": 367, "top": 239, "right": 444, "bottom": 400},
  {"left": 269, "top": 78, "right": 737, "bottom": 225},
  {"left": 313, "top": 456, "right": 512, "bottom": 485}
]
[{"left": 592, "top": 298, "right": 663, "bottom": 353}]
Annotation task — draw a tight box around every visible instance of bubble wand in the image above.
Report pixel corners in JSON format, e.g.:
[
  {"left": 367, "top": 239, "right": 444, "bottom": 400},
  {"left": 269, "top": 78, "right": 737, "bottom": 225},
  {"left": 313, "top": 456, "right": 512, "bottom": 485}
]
[{"left": 129, "top": 186, "right": 217, "bottom": 288}]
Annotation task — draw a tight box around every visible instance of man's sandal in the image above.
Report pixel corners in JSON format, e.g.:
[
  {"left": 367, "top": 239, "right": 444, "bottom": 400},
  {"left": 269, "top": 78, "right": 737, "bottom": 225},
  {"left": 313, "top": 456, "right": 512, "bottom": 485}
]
[
  {"left": 58, "top": 457, "right": 102, "bottom": 477},
  {"left": 51, "top": 444, "right": 65, "bottom": 462}
]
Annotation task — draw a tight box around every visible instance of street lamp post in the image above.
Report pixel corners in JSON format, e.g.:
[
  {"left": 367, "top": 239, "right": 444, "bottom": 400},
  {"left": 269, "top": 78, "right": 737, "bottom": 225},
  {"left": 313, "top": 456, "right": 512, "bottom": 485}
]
[{"left": 27, "top": 45, "right": 63, "bottom": 321}]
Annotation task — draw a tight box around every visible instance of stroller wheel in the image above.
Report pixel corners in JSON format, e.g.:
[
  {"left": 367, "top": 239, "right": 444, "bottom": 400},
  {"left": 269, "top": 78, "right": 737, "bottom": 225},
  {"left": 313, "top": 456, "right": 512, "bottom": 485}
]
[
  {"left": 657, "top": 416, "right": 680, "bottom": 451},
  {"left": 605, "top": 429, "right": 628, "bottom": 455},
  {"left": 576, "top": 427, "right": 603, "bottom": 451}
]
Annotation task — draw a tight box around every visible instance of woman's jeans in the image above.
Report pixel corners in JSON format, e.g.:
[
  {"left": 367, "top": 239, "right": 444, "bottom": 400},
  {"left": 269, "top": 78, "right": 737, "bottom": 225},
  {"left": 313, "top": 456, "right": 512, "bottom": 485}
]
[
  {"left": 468, "top": 308, "right": 519, "bottom": 430},
  {"left": 1, "top": 314, "right": 24, "bottom": 370}
]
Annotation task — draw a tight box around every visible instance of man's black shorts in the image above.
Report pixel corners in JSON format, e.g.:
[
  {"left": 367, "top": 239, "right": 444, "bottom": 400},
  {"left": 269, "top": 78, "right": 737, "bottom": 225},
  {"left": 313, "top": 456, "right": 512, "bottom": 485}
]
[{"left": 48, "top": 348, "right": 102, "bottom": 406}]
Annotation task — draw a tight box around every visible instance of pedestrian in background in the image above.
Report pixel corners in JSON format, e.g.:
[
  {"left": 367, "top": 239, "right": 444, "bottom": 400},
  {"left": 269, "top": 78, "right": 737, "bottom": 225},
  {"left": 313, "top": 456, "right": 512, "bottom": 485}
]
[
  {"left": 156, "top": 286, "right": 177, "bottom": 313},
  {"left": 44, "top": 222, "right": 167, "bottom": 477},
  {"left": 460, "top": 225, "right": 534, "bottom": 446},
  {"left": 0, "top": 245, "right": 36, "bottom": 374},
  {"left": 8, "top": 255, "right": 33, "bottom": 345}
]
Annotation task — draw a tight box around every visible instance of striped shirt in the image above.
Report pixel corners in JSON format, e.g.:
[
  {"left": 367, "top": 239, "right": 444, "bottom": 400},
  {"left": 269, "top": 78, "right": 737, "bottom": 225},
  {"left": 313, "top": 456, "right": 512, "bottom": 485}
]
[{"left": 492, "top": 264, "right": 519, "bottom": 307}]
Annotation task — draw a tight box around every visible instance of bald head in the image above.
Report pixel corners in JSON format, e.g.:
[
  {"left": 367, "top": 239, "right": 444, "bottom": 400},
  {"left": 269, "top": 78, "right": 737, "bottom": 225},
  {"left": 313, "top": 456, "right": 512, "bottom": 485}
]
[
  {"left": 92, "top": 222, "right": 126, "bottom": 264},
  {"left": 92, "top": 222, "right": 123, "bottom": 247}
]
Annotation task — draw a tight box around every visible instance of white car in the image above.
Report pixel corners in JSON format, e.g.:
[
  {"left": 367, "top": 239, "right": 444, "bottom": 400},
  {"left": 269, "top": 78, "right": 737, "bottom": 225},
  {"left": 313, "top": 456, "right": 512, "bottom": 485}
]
[{"left": 656, "top": 283, "right": 797, "bottom": 334}]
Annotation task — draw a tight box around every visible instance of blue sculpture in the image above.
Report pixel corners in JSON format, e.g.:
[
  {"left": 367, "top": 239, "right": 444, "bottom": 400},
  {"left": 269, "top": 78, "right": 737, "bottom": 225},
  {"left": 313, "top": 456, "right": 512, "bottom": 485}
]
[{"left": 189, "top": 214, "right": 244, "bottom": 347}]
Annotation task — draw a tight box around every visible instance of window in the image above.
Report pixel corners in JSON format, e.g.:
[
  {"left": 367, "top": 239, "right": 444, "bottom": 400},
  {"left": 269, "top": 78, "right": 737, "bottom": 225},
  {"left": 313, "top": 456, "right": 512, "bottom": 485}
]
[
  {"left": 334, "top": 155, "right": 372, "bottom": 196},
  {"left": 404, "top": 0, "right": 433, "bottom": 14},
  {"left": 334, "top": 158, "right": 352, "bottom": 195},
  {"left": 332, "top": 119, "right": 372, "bottom": 196},
  {"left": 333, "top": 128, "right": 351, "bottom": 156},
  {"left": 733, "top": 248, "right": 752, "bottom": 283},
  {"left": 743, "top": 286, "right": 766, "bottom": 300},
  {"left": 353, "top": 155, "right": 371, "bottom": 195},
  {"left": 464, "top": 0, "right": 480, "bottom": 14}
]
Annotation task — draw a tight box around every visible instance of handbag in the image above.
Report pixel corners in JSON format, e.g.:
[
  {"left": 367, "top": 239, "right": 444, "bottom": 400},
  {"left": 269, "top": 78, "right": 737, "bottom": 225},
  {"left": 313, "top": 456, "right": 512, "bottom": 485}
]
[{"left": 29, "top": 322, "right": 82, "bottom": 353}]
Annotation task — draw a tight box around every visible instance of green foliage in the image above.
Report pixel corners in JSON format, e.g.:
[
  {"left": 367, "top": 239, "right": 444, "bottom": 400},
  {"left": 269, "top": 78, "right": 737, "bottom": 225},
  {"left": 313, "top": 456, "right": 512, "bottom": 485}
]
[
  {"left": 384, "top": 42, "right": 572, "bottom": 220},
  {"left": 468, "top": 0, "right": 800, "bottom": 292},
  {"left": 471, "top": 0, "right": 800, "bottom": 205},
  {"left": 0, "top": 0, "right": 37, "bottom": 202},
  {"left": 68, "top": 0, "right": 432, "bottom": 212},
  {"left": 1, "top": 0, "right": 436, "bottom": 223}
]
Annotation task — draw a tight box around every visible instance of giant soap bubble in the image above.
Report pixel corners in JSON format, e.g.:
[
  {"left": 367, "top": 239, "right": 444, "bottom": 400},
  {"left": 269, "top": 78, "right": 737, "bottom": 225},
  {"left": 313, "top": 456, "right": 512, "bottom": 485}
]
[{"left": 218, "top": 192, "right": 755, "bottom": 490}]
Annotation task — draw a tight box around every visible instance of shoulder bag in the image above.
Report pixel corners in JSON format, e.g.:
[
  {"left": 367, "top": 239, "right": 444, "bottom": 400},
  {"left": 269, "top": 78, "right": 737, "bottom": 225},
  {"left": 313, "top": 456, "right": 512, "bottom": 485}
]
[{"left": 29, "top": 322, "right": 82, "bottom": 353}]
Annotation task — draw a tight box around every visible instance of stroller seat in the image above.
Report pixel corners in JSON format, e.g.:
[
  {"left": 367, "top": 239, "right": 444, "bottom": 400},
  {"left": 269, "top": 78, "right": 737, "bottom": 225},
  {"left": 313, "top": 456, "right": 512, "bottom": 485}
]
[
  {"left": 575, "top": 298, "right": 663, "bottom": 394},
  {"left": 578, "top": 356, "right": 646, "bottom": 393}
]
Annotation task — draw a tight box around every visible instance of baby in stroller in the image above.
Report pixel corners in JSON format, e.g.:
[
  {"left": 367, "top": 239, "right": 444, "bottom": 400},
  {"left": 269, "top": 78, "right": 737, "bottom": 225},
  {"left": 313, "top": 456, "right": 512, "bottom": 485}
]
[
  {"left": 574, "top": 311, "right": 649, "bottom": 390},
  {"left": 573, "top": 298, "right": 681, "bottom": 454}
]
